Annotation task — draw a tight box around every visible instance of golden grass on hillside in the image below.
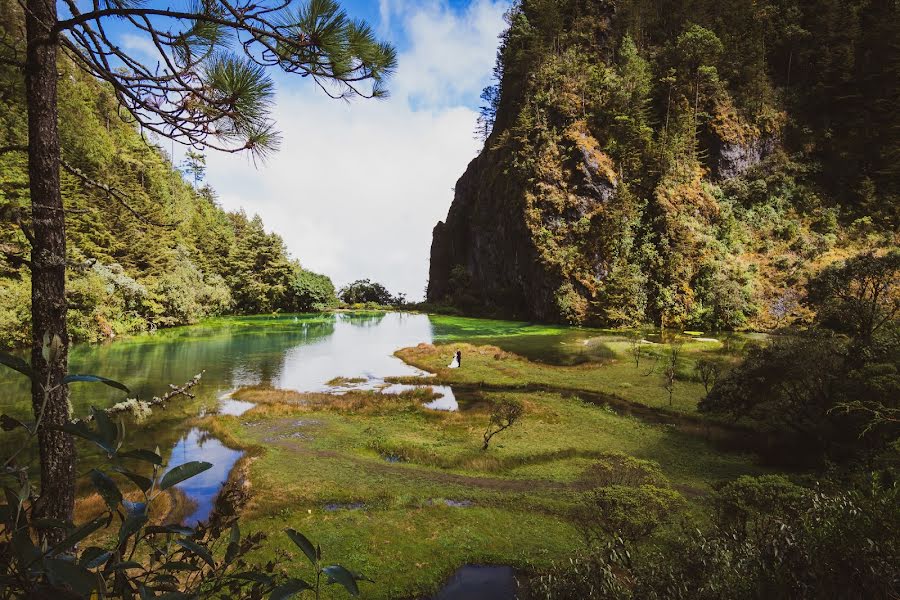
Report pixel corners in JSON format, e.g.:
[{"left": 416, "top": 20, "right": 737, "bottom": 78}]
[{"left": 232, "top": 385, "right": 439, "bottom": 415}]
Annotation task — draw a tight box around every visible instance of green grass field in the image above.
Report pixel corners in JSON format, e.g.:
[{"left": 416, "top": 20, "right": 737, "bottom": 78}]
[{"left": 205, "top": 339, "right": 766, "bottom": 598}]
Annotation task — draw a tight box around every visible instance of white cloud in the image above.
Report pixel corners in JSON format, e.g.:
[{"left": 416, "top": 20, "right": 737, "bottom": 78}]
[{"left": 203, "top": 0, "right": 509, "bottom": 301}]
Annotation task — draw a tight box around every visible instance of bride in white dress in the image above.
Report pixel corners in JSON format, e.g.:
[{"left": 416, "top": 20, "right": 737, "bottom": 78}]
[{"left": 448, "top": 350, "right": 461, "bottom": 369}]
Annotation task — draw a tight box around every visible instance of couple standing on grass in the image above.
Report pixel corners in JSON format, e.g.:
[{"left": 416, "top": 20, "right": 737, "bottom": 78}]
[{"left": 448, "top": 350, "right": 462, "bottom": 369}]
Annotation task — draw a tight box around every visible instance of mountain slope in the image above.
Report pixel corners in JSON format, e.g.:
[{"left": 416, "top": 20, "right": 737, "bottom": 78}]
[
  {"left": 0, "top": 0, "right": 335, "bottom": 346},
  {"left": 428, "top": 0, "right": 899, "bottom": 329}
]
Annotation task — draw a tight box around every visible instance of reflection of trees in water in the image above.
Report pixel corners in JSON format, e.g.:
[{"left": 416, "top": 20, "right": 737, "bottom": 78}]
[
  {"left": 337, "top": 311, "right": 386, "bottom": 328},
  {"left": 0, "top": 315, "right": 337, "bottom": 420}
]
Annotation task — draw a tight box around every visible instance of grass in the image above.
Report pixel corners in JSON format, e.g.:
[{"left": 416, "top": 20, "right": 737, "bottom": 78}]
[
  {"left": 210, "top": 362, "right": 766, "bottom": 599},
  {"left": 394, "top": 341, "right": 738, "bottom": 416}
]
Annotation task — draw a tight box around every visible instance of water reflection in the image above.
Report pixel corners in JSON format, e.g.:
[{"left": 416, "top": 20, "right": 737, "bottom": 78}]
[
  {"left": 430, "top": 565, "right": 517, "bottom": 600},
  {"left": 162, "top": 428, "right": 243, "bottom": 525}
]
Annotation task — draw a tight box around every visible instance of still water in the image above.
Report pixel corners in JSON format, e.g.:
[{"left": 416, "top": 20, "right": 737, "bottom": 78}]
[{"left": 0, "top": 312, "right": 622, "bottom": 523}]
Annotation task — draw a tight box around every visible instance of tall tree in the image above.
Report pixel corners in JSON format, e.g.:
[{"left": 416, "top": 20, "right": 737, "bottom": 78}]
[{"left": 15, "top": 0, "right": 395, "bottom": 538}]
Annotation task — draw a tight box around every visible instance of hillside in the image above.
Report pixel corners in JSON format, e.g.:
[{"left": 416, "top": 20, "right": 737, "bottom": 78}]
[
  {"left": 0, "top": 1, "right": 336, "bottom": 347},
  {"left": 427, "top": 0, "right": 899, "bottom": 329}
]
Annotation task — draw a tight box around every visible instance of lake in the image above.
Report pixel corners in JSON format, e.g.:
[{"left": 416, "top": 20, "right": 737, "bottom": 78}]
[{"left": 0, "top": 312, "right": 639, "bottom": 523}]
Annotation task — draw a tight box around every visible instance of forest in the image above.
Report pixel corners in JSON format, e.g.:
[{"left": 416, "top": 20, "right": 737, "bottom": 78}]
[
  {"left": 0, "top": 0, "right": 338, "bottom": 347},
  {"left": 0, "top": 0, "right": 897, "bottom": 598},
  {"left": 428, "top": 0, "right": 898, "bottom": 330}
]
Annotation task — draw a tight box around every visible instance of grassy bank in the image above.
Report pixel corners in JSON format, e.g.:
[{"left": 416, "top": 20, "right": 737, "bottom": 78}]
[
  {"left": 211, "top": 363, "right": 766, "bottom": 598},
  {"left": 394, "top": 340, "right": 739, "bottom": 416}
]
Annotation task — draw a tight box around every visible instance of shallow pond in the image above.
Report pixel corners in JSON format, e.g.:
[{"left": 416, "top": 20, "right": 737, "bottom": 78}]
[{"left": 0, "top": 312, "right": 740, "bottom": 525}]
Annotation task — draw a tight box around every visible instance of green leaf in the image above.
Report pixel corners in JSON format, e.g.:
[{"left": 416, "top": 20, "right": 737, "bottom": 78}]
[
  {"left": 91, "top": 407, "right": 118, "bottom": 448},
  {"left": 58, "top": 421, "right": 116, "bottom": 454},
  {"left": 176, "top": 538, "right": 215, "bottom": 567},
  {"left": 114, "top": 467, "right": 153, "bottom": 493},
  {"left": 118, "top": 513, "right": 148, "bottom": 547},
  {"left": 0, "top": 351, "right": 33, "bottom": 379},
  {"left": 323, "top": 565, "right": 361, "bottom": 596},
  {"left": 160, "top": 461, "right": 212, "bottom": 491},
  {"left": 119, "top": 449, "right": 163, "bottom": 465},
  {"left": 269, "top": 578, "right": 312, "bottom": 600},
  {"left": 89, "top": 469, "right": 122, "bottom": 510},
  {"left": 225, "top": 524, "right": 240, "bottom": 564},
  {"left": 145, "top": 524, "right": 194, "bottom": 536},
  {"left": 79, "top": 547, "right": 112, "bottom": 569},
  {"left": 50, "top": 517, "right": 107, "bottom": 556},
  {"left": 64, "top": 374, "right": 130, "bottom": 393},
  {"left": 44, "top": 557, "right": 97, "bottom": 596},
  {"left": 284, "top": 528, "right": 317, "bottom": 566}
]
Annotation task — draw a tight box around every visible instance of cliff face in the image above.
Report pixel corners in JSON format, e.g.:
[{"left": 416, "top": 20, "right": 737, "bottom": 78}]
[{"left": 428, "top": 0, "right": 898, "bottom": 329}]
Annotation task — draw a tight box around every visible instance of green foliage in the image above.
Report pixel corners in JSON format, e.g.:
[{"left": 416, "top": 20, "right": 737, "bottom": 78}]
[
  {"left": 434, "top": 0, "right": 897, "bottom": 329},
  {"left": 0, "top": 6, "right": 340, "bottom": 346},
  {"left": 701, "top": 249, "right": 900, "bottom": 461},
  {"left": 527, "top": 475, "right": 900, "bottom": 600},
  {"left": 807, "top": 250, "right": 900, "bottom": 340},
  {"left": 0, "top": 362, "right": 367, "bottom": 599},
  {"left": 338, "top": 279, "right": 403, "bottom": 306},
  {"left": 577, "top": 484, "right": 683, "bottom": 543},
  {"left": 289, "top": 268, "right": 338, "bottom": 312}
]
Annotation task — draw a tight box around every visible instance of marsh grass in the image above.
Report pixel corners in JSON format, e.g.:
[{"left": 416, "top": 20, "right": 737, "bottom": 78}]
[
  {"left": 232, "top": 385, "right": 439, "bottom": 414},
  {"left": 395, "top": 342, "right": 741, "bottom": 415}
]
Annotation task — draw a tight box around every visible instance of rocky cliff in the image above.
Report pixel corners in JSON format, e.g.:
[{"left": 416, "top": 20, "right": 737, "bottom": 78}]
[{"left": 428, "top": 0, "right": 898, "bottom": 329}]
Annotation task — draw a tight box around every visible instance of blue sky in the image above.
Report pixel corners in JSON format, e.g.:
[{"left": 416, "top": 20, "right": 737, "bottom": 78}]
[{"left": 87, "top": 0, "right": 511, "bottom": 299}]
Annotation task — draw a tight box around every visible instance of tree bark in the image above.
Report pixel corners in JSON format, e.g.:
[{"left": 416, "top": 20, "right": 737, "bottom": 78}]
[{"left": 25, "top": 0, "right": 75, "bottom": 539}]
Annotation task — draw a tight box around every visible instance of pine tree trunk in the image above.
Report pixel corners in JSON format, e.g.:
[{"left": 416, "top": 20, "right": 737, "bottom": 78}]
[{"left": 25, "top": 0, "right": 75, "bottom": 541}]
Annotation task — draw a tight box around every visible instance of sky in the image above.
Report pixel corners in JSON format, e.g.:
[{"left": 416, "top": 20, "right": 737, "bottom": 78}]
[{"left": 188, "top": 0, "right": 511, "bottom": 301}]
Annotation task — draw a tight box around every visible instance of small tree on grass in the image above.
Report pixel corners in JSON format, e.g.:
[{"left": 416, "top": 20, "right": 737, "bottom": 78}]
[
  {"left": 482, "top": 398, "right": 524, "bottom": 451},
  {"left": 663, "top": 342, "right": 683, "bottom": 407},
  {"left": 695, "top": 357, "right": 722, "bottom": 395},
  {"left": 629, "top": 334, "right": 643, "bottom": 368}
]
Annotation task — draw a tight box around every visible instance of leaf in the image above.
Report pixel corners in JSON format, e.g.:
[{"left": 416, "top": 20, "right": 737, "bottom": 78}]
[
  {"left": 233, "top": 572, "right": 274, "bottom": 585},
  {"left": 91, "top": 407, "right": 118, "bottom": 448},
  {"left": 160, "top": 561, "right": 200, "bottom": 572},
  {"left": 269, "top": 578, "right": 312, "bottom": 600},
  {"left": 0, "top": 351, "right": 33, "bottom": 379},
  {"left": 118, "top": 513, "right": 148, "bottom": 547},
  {"left": 44, "top": 557, "right": 97, "bottom": 596},
  {"left": 79, "top": 547, "right": 112, "bottom": 569},
  {"left": 119, "top": 449, "right": 163, "bottom": 465},
  {"left": 58, "top": 421, "right": 116, "bottom": 454},
  {"left": 225, "top": 524, "right": 240, "bottom": 564},
  {"left": 89, "top": 469, "right": 122, "bottom": 510},
  {"left": 323, "top": 565, "right": 361, "bottom": 596},
  {"left": 122, "top": 500, "right": 148, "bottom": 517},
  {"left": 176, "top": 538, "right": 215, "bottom": 568},
  {"left": 50, "top": 517, "right": 107, "bottom": 556},
  {"left": 145, "top": 524, "right": 194, "bottom": 536},
  {"left": 160, "top": 461, "right": 212, "bottom": 491},
  {"left": 284, "top": 528, "right": 317, "bottom": 566},
  {"left": 0, "top": 414, "right": 30, "bottom": 432},
  {"left": 114, "top": 467, "right": 153, "bottom": 493},
  {"left": 145, "top": 525, "right": 194, "bottom": 535},
  {"left": 65, "top": 374, "right": 130, "bottom": 393}
]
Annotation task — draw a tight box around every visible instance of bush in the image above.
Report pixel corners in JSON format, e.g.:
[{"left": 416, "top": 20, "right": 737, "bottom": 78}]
[
  {"left": 289, "top": 268, "right": 338, "bottom": 312},
  {"left": 338, "top": 279, "right": 402, "bottom": 306}
]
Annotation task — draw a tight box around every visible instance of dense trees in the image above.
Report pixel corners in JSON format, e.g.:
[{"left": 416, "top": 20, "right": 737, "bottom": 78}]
[
  {"left": 338, "top": 279, "right": 404, "bottom": 306},
  {"left": 1, "top": 0, "right": 393, "bottom": 539},
  {"left": 701, "top": 250, "right": 900, "bottom": 462},
  {"left": 429, "top": 0, "right": 897, "bottom": 328}
]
